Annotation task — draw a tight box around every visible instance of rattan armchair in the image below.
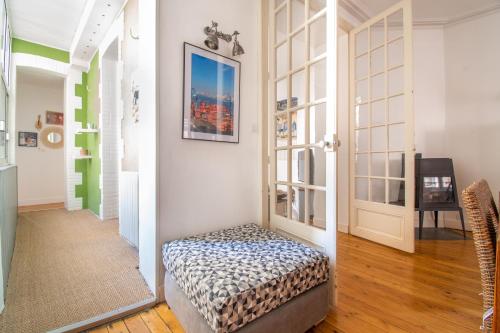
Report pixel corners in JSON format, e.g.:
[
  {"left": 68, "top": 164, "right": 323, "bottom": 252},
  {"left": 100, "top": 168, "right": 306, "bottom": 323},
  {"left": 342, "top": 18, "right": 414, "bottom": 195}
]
[{"left": 462, "top": 179, "right": 499, "bottom": 331}]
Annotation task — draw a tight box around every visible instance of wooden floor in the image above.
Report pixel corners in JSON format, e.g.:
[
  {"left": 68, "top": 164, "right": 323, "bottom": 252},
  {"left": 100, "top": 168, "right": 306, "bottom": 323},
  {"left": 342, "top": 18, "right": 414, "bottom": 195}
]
[{"left": 89, "top": 232, "right": 482, "bottom": 333}]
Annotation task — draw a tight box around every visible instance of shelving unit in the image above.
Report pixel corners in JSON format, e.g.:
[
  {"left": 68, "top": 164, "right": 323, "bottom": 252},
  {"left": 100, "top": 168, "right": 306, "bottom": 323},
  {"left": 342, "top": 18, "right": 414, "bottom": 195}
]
[{"left": 77, "top": 129, "right": 98, "bottom": 134}]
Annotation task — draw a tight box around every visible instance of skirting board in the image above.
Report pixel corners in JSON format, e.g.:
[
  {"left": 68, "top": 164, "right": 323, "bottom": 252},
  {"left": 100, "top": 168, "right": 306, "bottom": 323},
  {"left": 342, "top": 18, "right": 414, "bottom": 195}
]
[
  {"left": 337, "top": 224, "right": 349, "bottom": 233},
  {"left": 412, "top": 212, "right": 471, "bottom": 231},
  {"left": 18, "top": 197, "right": 66, "bottom": 206}
]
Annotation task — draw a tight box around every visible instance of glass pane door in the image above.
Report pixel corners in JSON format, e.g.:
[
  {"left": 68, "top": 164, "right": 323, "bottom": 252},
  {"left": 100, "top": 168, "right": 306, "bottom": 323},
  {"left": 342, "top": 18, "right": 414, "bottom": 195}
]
[
  {"left": 272, "top": 0, "right": 328, "bottom": 230},
  {"left": 349, "top": 0, "right": 414, "bottom": 253}
]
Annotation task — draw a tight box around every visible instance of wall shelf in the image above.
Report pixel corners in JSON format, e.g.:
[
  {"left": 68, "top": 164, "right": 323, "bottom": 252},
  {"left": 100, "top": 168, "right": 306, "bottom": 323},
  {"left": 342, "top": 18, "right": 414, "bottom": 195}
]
[
  {"left": 75, "top": 155, "right": 92, "bottom": 160},
  {"left": 77, "top": 129, "right": 98, "bottom": 134}
]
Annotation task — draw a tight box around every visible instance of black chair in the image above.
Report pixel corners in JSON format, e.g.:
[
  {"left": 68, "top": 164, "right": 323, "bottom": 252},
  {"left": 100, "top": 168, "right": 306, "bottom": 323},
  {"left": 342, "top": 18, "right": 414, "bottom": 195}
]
[{"left": 415, "top": 157, "right": 466, "bottom": 239}]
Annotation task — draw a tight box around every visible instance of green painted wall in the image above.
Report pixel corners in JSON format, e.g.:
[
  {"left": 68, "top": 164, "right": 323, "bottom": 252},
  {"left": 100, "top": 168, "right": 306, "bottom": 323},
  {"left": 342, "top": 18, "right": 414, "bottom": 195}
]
[
  {"left": 86, "top": 53, "right": 101, "bottom": 215},
  {"left": 75, "top": 73, "right": 89, "bottom": 209},
  {"left": 12, "top": 38, "right": 70, "bottom": 63},
  {"left": 73, "top": 54, "right": 101, "bottom": 216}
]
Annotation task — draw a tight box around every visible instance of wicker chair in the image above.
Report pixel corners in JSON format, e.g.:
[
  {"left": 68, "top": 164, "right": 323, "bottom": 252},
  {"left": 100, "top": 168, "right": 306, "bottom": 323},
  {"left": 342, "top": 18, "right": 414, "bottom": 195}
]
[{"left": 462, "top": 179, "right": 499, "bottom": 331}]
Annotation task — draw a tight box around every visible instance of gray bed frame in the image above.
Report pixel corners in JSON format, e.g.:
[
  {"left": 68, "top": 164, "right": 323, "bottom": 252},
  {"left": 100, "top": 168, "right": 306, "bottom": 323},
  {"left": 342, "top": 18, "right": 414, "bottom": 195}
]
[{"left": 164, "top": 272, "right": 329, "bottom": 333}]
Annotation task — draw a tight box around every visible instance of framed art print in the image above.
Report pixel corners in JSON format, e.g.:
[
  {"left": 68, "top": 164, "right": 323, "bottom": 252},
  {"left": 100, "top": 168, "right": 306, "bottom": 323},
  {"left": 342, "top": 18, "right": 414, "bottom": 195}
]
[
  {"left": 46, "top": 111, "right": 64, "bottom": 125},
  {"left": 18, "top": 131, "right": 38, "bottom": 147},
  {"left": 183, "top": 43, "right": 240, "bottom": 143}
]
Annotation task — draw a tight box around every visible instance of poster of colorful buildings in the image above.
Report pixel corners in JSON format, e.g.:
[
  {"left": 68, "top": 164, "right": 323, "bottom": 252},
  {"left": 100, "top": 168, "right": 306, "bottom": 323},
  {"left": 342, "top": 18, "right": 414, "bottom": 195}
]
[
  {"left": 183, "top": 43, "right": 240, "bottom": 143},
  {"left": 190, "top": 53, "right": 235, "bottom": 136}
]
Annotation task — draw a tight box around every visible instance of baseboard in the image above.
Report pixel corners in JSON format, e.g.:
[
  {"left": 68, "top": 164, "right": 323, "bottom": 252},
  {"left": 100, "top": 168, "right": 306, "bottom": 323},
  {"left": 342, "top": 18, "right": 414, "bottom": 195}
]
[
  {"left": 444, "top": 217, "right": 471, "bottom": 231},
  {"left": 337, "top": 224, "right": 349, "bottom": 234},
  {"left": 413, "top": 211, "right": 471, "bottom": 231},
  {"left": 18, "top": 197, "right": 65, "bottom": 206},
  {"left": 48, "top": 297, "right": 157, "bottom": 333}
]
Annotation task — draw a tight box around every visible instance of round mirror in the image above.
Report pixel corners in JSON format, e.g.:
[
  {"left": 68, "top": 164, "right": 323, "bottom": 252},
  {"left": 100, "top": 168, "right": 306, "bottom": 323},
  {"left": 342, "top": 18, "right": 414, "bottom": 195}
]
[
  {"left": 47, "top": 132, "right": 62, "bottom": 144},
  {"left": 41, "top": 126, "right": 64, "bottom": 149}
]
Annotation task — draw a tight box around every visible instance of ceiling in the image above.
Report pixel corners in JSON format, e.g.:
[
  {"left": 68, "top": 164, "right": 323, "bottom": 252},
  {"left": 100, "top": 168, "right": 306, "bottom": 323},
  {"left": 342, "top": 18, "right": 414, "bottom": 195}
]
[
  {"left": 7, "top": 0, "right": 126, "bottom": 65},
  {"left": 349, "top": 0, "right": 500, "bottom": 23},
  {"left": 71, "top": 0, "right": 126, "bottom": 63},
  {"left": 7, "top": 0, "right": 88, "bottom": 51}
]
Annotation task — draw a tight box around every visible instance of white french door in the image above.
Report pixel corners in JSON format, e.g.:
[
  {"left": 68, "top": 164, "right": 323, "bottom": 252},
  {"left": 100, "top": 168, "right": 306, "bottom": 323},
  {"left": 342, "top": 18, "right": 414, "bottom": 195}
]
[
  {"left": 349, "top": 0, "right": 415, "bottom": 253},
  {"left": 268, "top": 0, "right": 337, "bottom": 303}
]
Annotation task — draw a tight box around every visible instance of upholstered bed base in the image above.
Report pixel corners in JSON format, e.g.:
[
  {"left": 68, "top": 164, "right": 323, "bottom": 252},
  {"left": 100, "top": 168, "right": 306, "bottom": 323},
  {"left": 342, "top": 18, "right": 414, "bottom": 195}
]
[{"left": 164, "top": 272, "right": 329, "bottom": 333}]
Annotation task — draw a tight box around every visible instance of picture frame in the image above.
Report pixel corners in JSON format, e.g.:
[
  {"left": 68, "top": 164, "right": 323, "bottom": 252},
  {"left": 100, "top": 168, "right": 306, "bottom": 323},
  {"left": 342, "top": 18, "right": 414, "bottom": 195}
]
[
  {"left": 182, "top": 42, "right": 240, "bottom": 143},
  {"left": 46, "top": 111, "right": 64, "bottom": 125},
  {"left": 18, "top": 131, "right": 38, "bottom": 147}
]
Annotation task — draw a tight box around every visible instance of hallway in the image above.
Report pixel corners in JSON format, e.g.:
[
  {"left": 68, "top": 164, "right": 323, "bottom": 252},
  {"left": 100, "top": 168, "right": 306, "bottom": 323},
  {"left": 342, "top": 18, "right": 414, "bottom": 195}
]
[{"left": 0, "top": 209, "right": 152, "bottom": 332}]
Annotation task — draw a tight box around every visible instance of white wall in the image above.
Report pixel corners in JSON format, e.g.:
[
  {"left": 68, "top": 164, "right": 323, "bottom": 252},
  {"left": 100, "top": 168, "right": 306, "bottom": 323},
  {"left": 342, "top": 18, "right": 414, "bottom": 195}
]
[
  {"left": 122, "top": 0, "right": 139, "bottom": 172},
  {"left": 101, "top": 44, "right": 120, "bottom": 220},
  {"left": 412, "top": 27, "right": 449, "bottom": 228},
  {"left": 158, "top": 0, "right": 260, "bottom": 242},
  {"left": 413, "top": 27, "right": 447, "bottom": 158},
  {"left": 443, "top": 11, "right": 500, "bottom": 226},
  {"left": 138, "top": 0, "right": 158, "bottom": 295},
  {"left": 15, "top": 70, "right": 65, "bottom": 206}
]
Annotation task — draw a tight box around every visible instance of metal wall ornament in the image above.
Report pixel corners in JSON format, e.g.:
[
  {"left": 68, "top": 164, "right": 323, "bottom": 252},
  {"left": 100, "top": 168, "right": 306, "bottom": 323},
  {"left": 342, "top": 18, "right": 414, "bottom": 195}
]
[
  {"left": 35, "top": 115, "right": 42, "bottom": 130},
  {"left": 203, "top": 21, "right": 244, "bottom": 56}
]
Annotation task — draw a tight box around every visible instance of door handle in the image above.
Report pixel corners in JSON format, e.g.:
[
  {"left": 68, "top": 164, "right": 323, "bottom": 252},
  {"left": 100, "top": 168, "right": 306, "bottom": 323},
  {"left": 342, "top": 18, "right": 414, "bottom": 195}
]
[{"left": 314, "top": 134, "right": 340, "bottom": 152}]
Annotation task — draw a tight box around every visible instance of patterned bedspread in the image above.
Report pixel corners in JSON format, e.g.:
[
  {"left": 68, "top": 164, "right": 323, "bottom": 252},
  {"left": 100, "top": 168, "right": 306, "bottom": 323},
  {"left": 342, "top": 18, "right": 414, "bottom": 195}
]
[{"left": 162, "top": 223, "right": 329, "bottom": 333}]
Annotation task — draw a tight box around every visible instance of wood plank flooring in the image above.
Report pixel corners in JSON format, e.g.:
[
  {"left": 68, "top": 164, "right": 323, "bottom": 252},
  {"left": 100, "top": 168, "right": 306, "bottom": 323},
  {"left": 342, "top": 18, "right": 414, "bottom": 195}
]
[{"left": 89, "top": 232, "right": 482, "bottom": 333}]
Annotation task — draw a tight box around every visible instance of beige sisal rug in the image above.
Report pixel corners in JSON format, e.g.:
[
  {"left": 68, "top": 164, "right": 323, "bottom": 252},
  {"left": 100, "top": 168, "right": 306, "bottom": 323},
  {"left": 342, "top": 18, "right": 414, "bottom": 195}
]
[{"left": 0, "top": 209, "right": 153, "bottom": 333}]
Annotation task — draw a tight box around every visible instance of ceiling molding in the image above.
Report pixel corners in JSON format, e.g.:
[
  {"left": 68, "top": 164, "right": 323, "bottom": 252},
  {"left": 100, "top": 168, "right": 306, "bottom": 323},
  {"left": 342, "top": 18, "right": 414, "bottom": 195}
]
[
  {"left": 445, "top": 3, "right": 500, "bottom": 27},
  {"left": 338, "top": 0, "right": 369, "bottom": 24},
  {"left": 340, "top": 0, "right": 500, "bottom": 28}
]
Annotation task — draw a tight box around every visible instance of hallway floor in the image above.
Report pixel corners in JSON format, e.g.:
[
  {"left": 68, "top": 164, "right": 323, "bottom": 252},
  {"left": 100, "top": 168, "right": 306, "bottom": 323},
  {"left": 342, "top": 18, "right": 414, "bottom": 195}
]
[
  {"left": 90, "top": 232, "right": 482, "bottom": 333},
  {"left": 0, "top": 208, "right": 153, "bottom": 333}
]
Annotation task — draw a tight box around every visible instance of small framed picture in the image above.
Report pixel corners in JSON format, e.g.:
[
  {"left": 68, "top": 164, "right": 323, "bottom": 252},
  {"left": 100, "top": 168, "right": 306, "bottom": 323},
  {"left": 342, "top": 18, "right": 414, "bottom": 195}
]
[
  {"left": 183, "top": 43, "right": 240, "bottom": 143},
  {"left": 18, "top": 131, "right": 38, "bottom": 147},
  {"left": 46, "top": 111, "right": 64, "bottom": 125}
]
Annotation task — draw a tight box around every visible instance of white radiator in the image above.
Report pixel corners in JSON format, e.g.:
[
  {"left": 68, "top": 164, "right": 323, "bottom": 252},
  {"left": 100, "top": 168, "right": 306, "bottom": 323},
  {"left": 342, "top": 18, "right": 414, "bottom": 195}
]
[{"left": 119, "top": 171, "right": 139, "bottom": 248}]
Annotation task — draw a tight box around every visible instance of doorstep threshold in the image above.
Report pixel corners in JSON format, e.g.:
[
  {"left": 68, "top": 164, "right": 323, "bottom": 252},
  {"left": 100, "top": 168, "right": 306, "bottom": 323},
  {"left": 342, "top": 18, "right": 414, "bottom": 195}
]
[{"left": 49, "top": 297, "right": 157, "bottom": 333}]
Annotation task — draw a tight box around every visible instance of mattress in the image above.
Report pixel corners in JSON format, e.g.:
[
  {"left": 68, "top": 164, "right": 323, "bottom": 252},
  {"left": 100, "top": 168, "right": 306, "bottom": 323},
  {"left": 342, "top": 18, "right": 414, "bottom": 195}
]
[{"left": 162, "top": 223, "right": 329, "bottom": 333}]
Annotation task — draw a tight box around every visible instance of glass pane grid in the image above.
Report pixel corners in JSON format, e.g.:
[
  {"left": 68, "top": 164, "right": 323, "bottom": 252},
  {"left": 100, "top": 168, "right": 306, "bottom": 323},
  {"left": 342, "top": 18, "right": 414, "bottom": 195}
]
[
  {"left": 273, "top": 0, "right": 327, "bottom": 224},
  {"left": 353, "top": 14, "right": 407, "bottom": 206}
]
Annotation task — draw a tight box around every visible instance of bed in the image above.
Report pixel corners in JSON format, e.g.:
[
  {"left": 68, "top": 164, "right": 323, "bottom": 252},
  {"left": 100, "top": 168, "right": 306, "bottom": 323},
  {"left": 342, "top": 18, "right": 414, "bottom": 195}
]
[{"left": 162, "top": 223, "right": 330, "bottom": 333}]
